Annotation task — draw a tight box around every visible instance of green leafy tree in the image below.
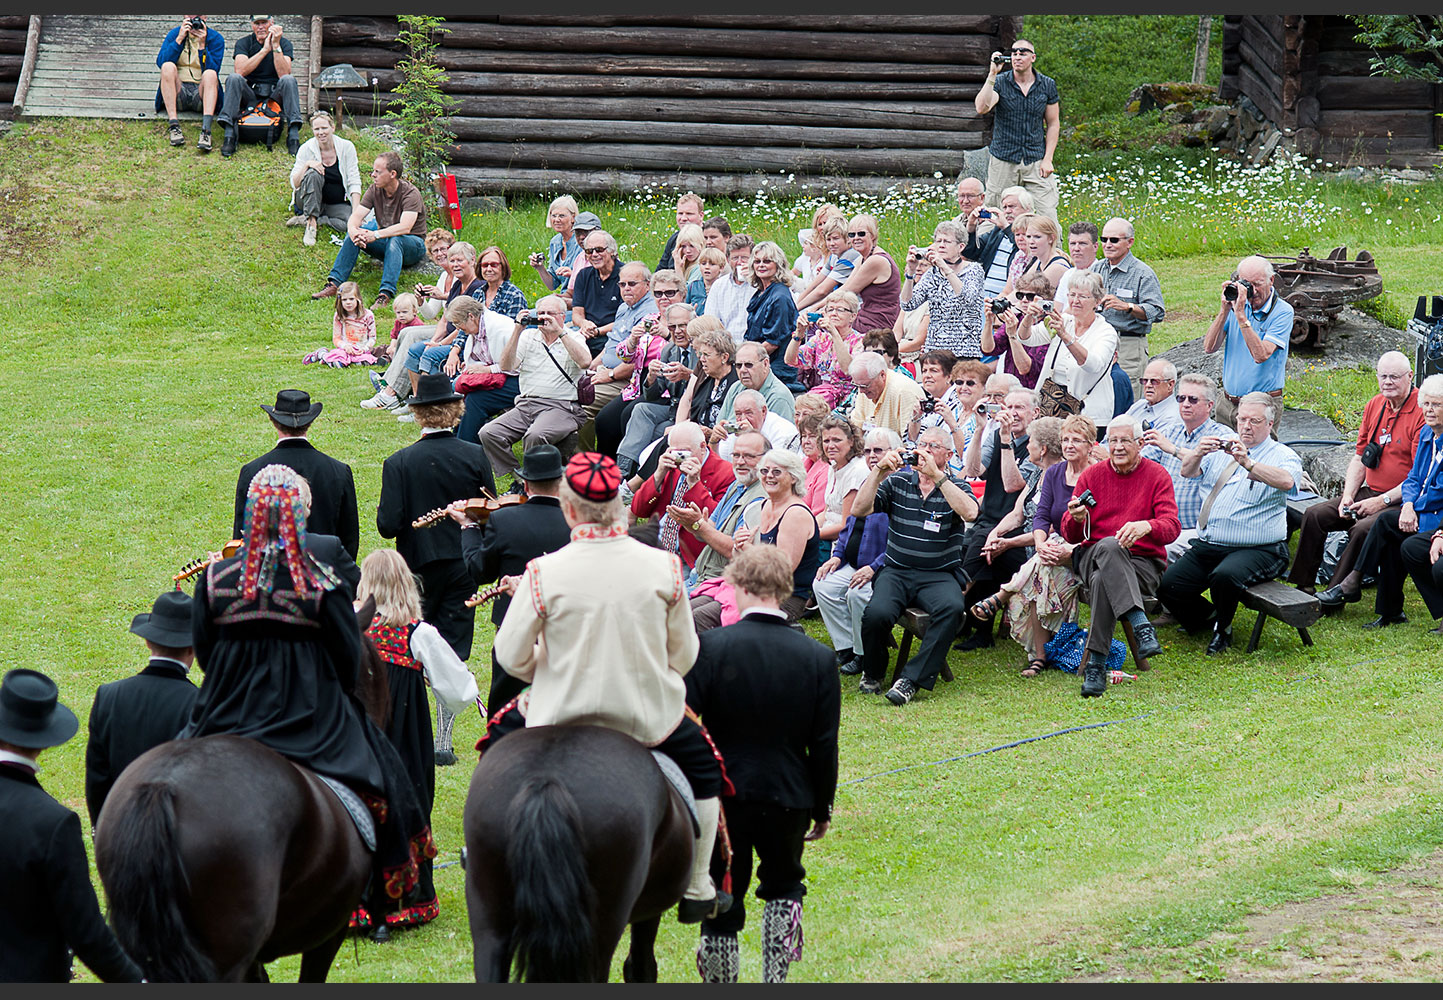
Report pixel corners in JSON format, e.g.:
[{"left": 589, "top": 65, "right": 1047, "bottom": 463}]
[
  {"left": 1350, "top": 15, "right": 1443, "bottom": 83},
  {"left": 386, "top": 15, "right": 458, "bottom": 177}
]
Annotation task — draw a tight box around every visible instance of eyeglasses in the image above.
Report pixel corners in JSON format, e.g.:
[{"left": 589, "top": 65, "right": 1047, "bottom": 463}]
[
  {"left": 666, "top": 323, "right": 689, "bottom": 331},
  {"left": 583, "top": 246, "right": 608, "bottom": 256},
  {"left": 737, "top": 361, "right": 760, "bottom": 369},
  {"left": 1139, "top": 377, "right": 1174, "bottom": 385},
  {"left": 1100, "top": 236, "right": 1129, "bottom": 244},
  {"left": 732, "top": 450, "right": 766, "bottom": 460},
  {"left": 862, "top": 447, "right": 889, "bottom": 454},
  {"left": 479, "top": 262, "right": 503, "bottom": 269},
  {"left": 618, "top": 280, "right": 643, "bottom": 287},
  {"left": 757, "top": 468, "right": 786, "bottom": 479},
  {"left": 1010, "top": 47, "right": 1034, "bottom": 55},
  {"left": 1378, "top": 373, "right": 1409, "bottom": 381},
  {"left": 1177, "top": 394, "right": 1206, "bottom": 404},
  {"left": 952, "top": 378, "right": 979, "bottom": 386},
  {"left": 846, "top": 231, "right": 869, "bottom": 239}
]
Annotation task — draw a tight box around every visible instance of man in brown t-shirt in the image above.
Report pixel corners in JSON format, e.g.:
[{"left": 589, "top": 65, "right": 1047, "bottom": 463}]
[{"left": 312, "top": 150, "right": 429, "bottom": 310}]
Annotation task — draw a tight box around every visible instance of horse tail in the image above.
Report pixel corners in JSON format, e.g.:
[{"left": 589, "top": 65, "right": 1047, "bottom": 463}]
[
  {"left": 97, "top": 781, "right": 216, "bottom": 982},
  {"left": 505, "top": 776, "right": 597, "bottom": 982}
]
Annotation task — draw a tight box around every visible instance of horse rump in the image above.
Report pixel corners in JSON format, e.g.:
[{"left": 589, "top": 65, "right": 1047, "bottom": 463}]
[
  {"left": 95, "top": 780, "right": 216, "bottom": 982},
  {"left": 505, "top": 776, "right": 598, "bottom": 982}
]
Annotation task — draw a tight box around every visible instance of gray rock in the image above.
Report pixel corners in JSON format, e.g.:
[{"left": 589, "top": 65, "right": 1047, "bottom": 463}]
[
  {"left": 1255, "top": 129, "right": 1283, "bottom": 165},
  {"left": 1298, "top": 443, "right": 1353, "bottom": 498},
  {"left": 960, "top": 147, "right": 991, "bottom": 184},
  {"left": 1204, "top": 106, "right": 1232, "bottom": 139}
]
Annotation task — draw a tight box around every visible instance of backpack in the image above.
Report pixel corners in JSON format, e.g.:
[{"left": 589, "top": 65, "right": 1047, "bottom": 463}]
[{"left": 236, "top": 98, "right": 283, "bottom": 149}]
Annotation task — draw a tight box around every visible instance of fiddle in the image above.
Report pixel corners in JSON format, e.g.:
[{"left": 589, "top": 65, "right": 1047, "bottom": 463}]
[
  {"left": 411, "top": 490, "right": 525, "bottom": 530},
  {"left": 174, "top": 540, "right": 243, "bottom": 586}
]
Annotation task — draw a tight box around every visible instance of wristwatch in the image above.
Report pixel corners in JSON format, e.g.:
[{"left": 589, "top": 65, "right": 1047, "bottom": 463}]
[{"left": 1383, "top": 493, "right": 1394, "bottom": 506}]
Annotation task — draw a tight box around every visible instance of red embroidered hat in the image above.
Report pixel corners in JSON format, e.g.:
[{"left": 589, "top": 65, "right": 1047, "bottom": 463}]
[{"left": 565, "top": 452, "right": 622, "bottom": 502}]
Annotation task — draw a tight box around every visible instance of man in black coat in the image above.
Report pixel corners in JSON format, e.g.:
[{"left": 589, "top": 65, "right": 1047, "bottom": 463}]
[
  {"left": 85, "top": 590, "right": 201, "bottom": 827},
  {"left": 378, "top": 374, "right": 497, "bottom": 662},
  {"left": 234, "top": 389, "right": 360, "bottom": 559},
  {"left": 0, "top": 669, "right": 144, "bottom": 982},
  {"left": 685, "top": 545, "right": 840, "bottom": 984},
  {"left": 452, "top": 444, "right": 572, "bottom": 712}
]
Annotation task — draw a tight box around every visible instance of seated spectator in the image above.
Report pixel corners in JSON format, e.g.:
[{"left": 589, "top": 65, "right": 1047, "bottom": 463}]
[
  {"left": 847, "top": 351, "right": 927, "bottom": 438},
  {"left": 905, "top": 350, "right": 971, "bottom": 470},
  {"left": 597, "top": 302, "right": 689, "bottom": 468},
  {"left": 527, "top": 194, "right": 582, "bottom": 293},
  {"left": 952, "top": 175, "right": 986, "bottom": 225},
  {"left": 1290, "top": 351, "right": 1422, "bottom": 594},
  {"left": 795, "top": 215, "right": 861, "bottom": 311},
  {"left": 478, "top": 296, "right": 592, "bottom": 479},
  {"left": 673, "top": 428, "right": 769, "bottom": 596},
  {"left": 1009, "top": 212, "right": 1071, "bottom": 293},
  {"left": 745, "top": 241, "right": 803, "bottom": 391},
  {"left": 1399, "top": 504, "right": 1443, "bottom": 634},
  {"left": 853, "top": 427, "right": 980, "bottom": 705},
  {"left": 716, "top": 390, "right": 801, "bottom": 462},
  {"left": 689, "top": 247, "right": 727, "bottom": 312},
  {"left": 610, "top": 302, "right": 700, "bottom": 475},
  {"left": 312, "top": 150, "right": 426, "bottom": 310},
  {"left": 401, "top": 241, "right": 481, "bottom": 403},
  {"left": 963, "top": 186, "right": 1034, "bottom": 300},
  {"left": 1093, "top": 218, "right": 1167, "bottom": 398},
  {"left": 302, "top": 280, "right": 376, "bottom": 368},
  {"left": 785, "top": 290, "right": 864, "bottom": 408},
  {"left": 936, "top": 359, "right": 993, "bottom": 470},
  {"left": 958, "top": 387, "right": 1042, "bottom": 647},
  {"left": 792, "top": 226, "right": 827, "bottom": 295},
  {"left": 818, "top": 417, "right": 867, "bottom": 550},
  {"left": 287, "top": 111, "right": 360, "bottom": 247},
  {"left": 1158, "top": 392, "right": 1303, "bottom": 653},
  {"left": 450, "top": 298, "right": 522, "bottom": 445},
  {"left": 1127, "top": 358, "right": 1180, "bottom": 426},
  {"left": 1319, "top": 374, "right": 1443, "bottom": 626},
  {"left": 702, "top": 216, "right": 734, "bottom": 254},
  {"left": 362, "top": 232, "right": 457, "bottom": 410},
  {"left": 1139, "top": 373, "right": 1235, "bottom": 561},
  {"left": 475, "top": 246, "right": 528, "bottom": 321},
  {"left": 559, "top": 211, "right": 603, "bottom": 309},
  {"left": 706, "top": 235, "right": 758, "bottom": 344},
  {"left": 657, "top": 192, "right": 706, "bottom": 273},
  {"left": 674, "top": 322, "right": 739, "bottom": 433},
  {"left": 971, "top": 414, "right": 1096, "bottom": 676},
  {"left": 671, "top": 224, "right": 705, "bottom": 285},
  {"left": 378, "top": 292, "right": 423, "bottom": 363},
  {"left": 899, "top": 221, "right": 987, "bottom": 360},
  {"left": 861, "top": 328, "right": 905, "bottom": 373},
  {"left": 814, "top": 426, "right": 900, "bottom": 674},
  {"left": 1055, "top": 220, "right": 1099, "bottom": 306},
  {"left": 581, "top": 261, "right": 658, "bottom": 439},
  {"left": 1032, "top": 271, "right": 1119, "bottom": 425},
  {"left": 413, "top": 228, "right": 457, "bottom": 321},
  {"left": 715, "top": 342, "right": 797, "bottom": 425},
  {"left": 1059, "top": 415, "right": 1180, "bottom": 697},
  {"left": 218, "top": 15, "right": 302, "bottom": 158},
  {"left": 797, "top": 405, "right": 831, "bottom": 521},
  {"left": 837, "top": 215, "right": 901, "bottom": 334},
  {"left": 981, "top": 273, "right": 1054, "bottom": 389},
  {"left": 632, "top": 422, "right": 736, "bottom": 567},
  {"left": 156, "top": 15, "right": 223, "bottom": 152},
  {"left": 571, "top": 229, "right": 624, "bottom": 357},
  {"left": 727, "top": 449, "right": 821, "bottom": 623}
]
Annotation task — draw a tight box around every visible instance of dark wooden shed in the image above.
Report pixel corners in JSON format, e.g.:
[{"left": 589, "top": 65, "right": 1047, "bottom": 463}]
[{"left": 1221, "top": 14, "right": 1443, "bottom": 167}]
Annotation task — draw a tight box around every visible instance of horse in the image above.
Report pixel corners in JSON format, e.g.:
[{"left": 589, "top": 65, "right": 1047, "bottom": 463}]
[
  {"left": 92, "top": 600, "right": 392, "bottom": 982},
  {"left": 463, "top": 725, "right": 696, "bottom": 982}
]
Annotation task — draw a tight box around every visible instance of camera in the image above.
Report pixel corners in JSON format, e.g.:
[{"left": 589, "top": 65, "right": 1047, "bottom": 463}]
[
  {"left": 1141, "top": 420, "right": 1154, "bottom": 432},
  {"left": 908, "top": 245, "right": 927, "bottom": 262},
  {"left": 667, "top": 448, "right": 691, "bottom": 463},
  {"left": 992, "top": 52, "right": 1006, "bottom": 66},
  {"left": 1075, "top": 489, "right": 1097, "bottom": 509},
  {"left": 529, "top": 251, "right": 546, "bottom": 266},
  {"left": 978, "top": 401, "right": 998, "bottom": 418},
  {"left": 805, "top": 311, "right": 823, "bottom": 323},
  {"left": 1340, "top": 504, "right": 1357, "bottom": 519},
  {"left": 977, "top": 208, "right": 993, "bottom": 221},
  {"left": 1223, "top": 278, "right": 1255, "bottom": 302},
  {"left": 990, "top": 297, "right": 1013, "bottom": 315},
  {"left": 186, "top": 15, "right": 206, "bottom": 31},
  {"left": 902, "top": 449, "right": 921, "bottom": 466},
  {"left": 921, "top": 394, "right": 938, "bottom": 415},
  {"left": 1040, "top": 300, "right": 1054, "bottom": 314}
]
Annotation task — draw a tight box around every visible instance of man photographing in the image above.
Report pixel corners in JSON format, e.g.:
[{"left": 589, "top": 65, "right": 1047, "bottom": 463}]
[
  {"left": 155, "top": 15, "right": 223, "bottom": 152},
  {"left": 974, "top": 38, "right": 1060, "bottom": 221}
]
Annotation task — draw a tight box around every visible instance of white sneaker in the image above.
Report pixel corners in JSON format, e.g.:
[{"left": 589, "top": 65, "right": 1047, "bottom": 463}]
[
  {"left": 285, "top": 215, "right": 306, "bottom": 227},
  {"left": 302, "top": 221, "right": 317, "bottom": 246},
  {"left": 360, "top": 392, "right": 396, "bottom": 410},
  {"left": 396, "top": 412, "right": 416, "bottom": 423}
]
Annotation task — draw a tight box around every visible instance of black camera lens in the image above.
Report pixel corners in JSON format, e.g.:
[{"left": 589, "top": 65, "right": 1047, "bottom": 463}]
[
  {"left": 903, "top": 450, "right": 920, "bottom": 466},
  {"left": 1224, "top": 283, "right": 1239, "bottom": 302},
  {"left": 991, "top": 298, "right": 1012, "bottom": 314}
]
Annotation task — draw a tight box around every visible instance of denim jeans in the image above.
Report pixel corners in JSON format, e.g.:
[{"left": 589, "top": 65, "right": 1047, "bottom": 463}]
[
  {"left": 406, "top": 338, "right": 453, "bottom": 375},
  {"left": 457, "top": 375, "right": 521, "bottom": 444},
  {"left": 328, "top": 232, "right": 426, "bottom": 296}
]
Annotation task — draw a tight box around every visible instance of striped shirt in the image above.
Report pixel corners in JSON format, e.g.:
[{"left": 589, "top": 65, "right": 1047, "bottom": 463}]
[
  {"left": 1193, "top": 437, "right": 1302, "bottom": 547},
  {"left": 987, "top": 70, "right": 1060, "bottom": 164},
  {"left": 1142, "top": 417, "right": 1233, "bottom": 529},
  {"left": 871, "top": 469, "right": 969, "bottom": 572}
]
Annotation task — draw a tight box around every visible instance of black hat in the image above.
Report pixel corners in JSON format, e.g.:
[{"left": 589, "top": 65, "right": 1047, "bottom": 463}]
[
  {"left": 518, "top": 444, "right": 566, "bottom": 482},
  {"left": 409, "top": 373, "right": 463, "bottom": 407},
  {"left": 130, "top": 591, "right": 195, "bottom": 648},
  {"left": 0, "top": 669, "right": 79, "bottom": 750},
  {"left": 262, "top": 389, "right": 323, "bottom": 428}
]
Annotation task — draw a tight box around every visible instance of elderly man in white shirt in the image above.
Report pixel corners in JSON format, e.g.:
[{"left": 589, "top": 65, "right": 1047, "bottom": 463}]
[
  {"left": 705, "top": 235, "right": 758, "bottom": 344},
  {"left": 716, "top": 389, "right": 802, "bottom": 462},
  {"left": 1126, "top": 357, "right": 1180, "bottom": 428}
]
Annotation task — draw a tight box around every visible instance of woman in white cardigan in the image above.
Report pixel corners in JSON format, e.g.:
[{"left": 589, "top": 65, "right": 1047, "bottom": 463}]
[
  {"left": 287, "top": 111, "right": 362, "bottom": 246},
  {"left": 1030, "top": 270, "right": 1118, "bottom": 426}
]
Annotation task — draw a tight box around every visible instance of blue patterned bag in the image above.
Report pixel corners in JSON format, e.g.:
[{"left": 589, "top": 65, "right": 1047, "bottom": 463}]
[{"left": 1044, "top": 621, "right": 1127, "bottom": 674}]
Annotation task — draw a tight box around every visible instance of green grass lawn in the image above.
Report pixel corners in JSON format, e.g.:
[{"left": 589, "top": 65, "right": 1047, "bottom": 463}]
[{"left": 4, "top": 117, "right": 1443, "bottom": 982}]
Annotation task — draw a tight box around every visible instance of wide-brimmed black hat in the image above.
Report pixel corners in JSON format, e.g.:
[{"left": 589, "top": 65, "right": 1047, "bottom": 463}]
[
  {"left": 130, "top": 591, "right": 195, "bottom": 648},
  {"left": 262, "top": 389, "right": 323, "bottom": 428},
  {"left": 518, "top": 444, "right": 565, "bottom": 482},
  {"left": 410, "top": 373, "right": 463, "bottom": 407},
  {"left": 0, "top": 669, "right": 79, "bottom": 750}
]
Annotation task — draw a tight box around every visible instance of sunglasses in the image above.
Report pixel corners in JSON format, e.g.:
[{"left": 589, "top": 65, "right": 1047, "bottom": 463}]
[
  {"left": 1015, "top": 293, "right": 1039, "bottom": 301},
  {"left": 846, "top": 231, "right": 869, "bottom": 239},
  {"left": 1100, "top": 236, "right": 1129, "bottom": 244},
  {"left": 952, "top": 378, "right": 979, "bottom": 386},
  {"left": 1139, "top": 377, "right": 1174, "bottom": 385},
  {"left": 654, "top": 289, "right": 681, "bottom": 296},
  {"left": 479, "top": 262, "right": 503, "bottom": 268},
  {"left": 1010, "top": 47, "right": 1034, "bottom": 55},
  {"left": 618, "top": 280, "right": 643, "bottom": 287},
  {"left": 1177, "top": 394, "right": 1206, "bottom": 404},
  {"left": 737, "top": 361, "right": 760, "bottom": 368},
  {"left": 583, "top": 246, "right": 608, "bottom": 255}
]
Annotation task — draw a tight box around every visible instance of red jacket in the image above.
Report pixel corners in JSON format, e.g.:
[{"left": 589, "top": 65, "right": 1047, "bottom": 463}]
[
  {"left": 631, "top": 452, "right": 737, "bottom": 566},
  {"left": 1060, "top": 457, "right": 1179, "bottom": 564}
]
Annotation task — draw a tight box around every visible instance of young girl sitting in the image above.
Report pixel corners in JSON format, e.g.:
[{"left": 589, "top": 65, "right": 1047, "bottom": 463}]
[
  {"left": 356, "top": 548, "right": 479, "bottom": 929},
  {"left": 377, "top": 292, "right": 425, "bottom": 362},
  {"left": 303, "top": 281, "right": 378, "bottom": 367}
]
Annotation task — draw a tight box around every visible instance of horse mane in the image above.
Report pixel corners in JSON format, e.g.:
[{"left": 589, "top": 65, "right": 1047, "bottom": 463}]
[{"left": 353, "top": 596, "right": 391, "bottom": 729}]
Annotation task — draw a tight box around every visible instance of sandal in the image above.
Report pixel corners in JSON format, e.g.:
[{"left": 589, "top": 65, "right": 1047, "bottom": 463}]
[
  {"left": 1021, "top": 658, "right": 1047, "bottom": 678},
  {"left": 970, "top": 591, "right": 1005, "bottom": 621}
]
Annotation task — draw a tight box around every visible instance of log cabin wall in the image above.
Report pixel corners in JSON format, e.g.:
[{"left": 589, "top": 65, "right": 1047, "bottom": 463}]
[
  {"left": 0, "top": 15, "right": 28, "bottom": 117},
  {"left": 1224, "top": 14, "right": 1442, "bottom": 168},
  {"left": 320, "top": 14, "right": 1022, "bottom": 196}
]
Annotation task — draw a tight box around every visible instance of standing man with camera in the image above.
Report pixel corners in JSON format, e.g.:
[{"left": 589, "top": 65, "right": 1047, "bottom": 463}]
[
  {"left": 974, "top": 39, "right": 1060, "bottom": 222},
  {"left": 1289, "top": 351, "right": 1422, "bottom": 595},
  {"left": 1204, "top": 255, "right": 1294, "bottom": 432},
  {"left": 155, "top": 15, "right": 224, "bottom": 153},
  {"left": 217, "top": 14, "right": 302, "bottom": 159},
  {"left": 1157, "top": 393, "right": 1303, "bottom": 653}
]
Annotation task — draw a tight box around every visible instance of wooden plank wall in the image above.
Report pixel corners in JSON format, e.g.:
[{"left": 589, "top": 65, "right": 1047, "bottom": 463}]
[
  {"left": 1227, "top": 14, "right": 1442, "bottom": 167},
  {"left": 0, "top": 14, "right": 27, "bottom": 117},
  {"left": 20, "top": 14, "right": 314, "bottom": 120},
  {"left": 320, "top": 14, "right": 1019, "bottom": 196}
]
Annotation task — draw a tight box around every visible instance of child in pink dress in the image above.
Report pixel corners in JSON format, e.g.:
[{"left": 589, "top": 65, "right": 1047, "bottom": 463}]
[{"left": 304, "top": 281, "right": 378, "bottom": 367}]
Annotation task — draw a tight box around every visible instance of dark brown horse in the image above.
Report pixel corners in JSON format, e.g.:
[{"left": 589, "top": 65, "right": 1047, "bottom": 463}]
[
  {"left": 463, "top": 725, "right": 695, "bottom": 982},
  {"left": 92, "top": 601, "right": 391, "bottom": 982}
]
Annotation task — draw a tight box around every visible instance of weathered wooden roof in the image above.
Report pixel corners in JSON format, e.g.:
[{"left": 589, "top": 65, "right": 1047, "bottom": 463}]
[{"left": 20, "top": 14, "right": 316, "bottom": 119}]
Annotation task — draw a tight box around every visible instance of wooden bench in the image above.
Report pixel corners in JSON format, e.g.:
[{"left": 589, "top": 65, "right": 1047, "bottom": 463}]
[
  {"left": 1238, "top": 580, "right": 1321, "bottom": 652},
  {"left": 889, "top": 608, "right": 955, "bottom": 687}
]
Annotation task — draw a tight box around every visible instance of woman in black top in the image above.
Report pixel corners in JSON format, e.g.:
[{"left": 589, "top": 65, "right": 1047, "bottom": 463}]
[{"left": 734, "top": 448, "right": 820, "bottom": 619}]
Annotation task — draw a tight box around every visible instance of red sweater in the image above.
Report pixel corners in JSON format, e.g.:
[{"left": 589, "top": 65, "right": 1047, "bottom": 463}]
[
  {"left": 631, "top": 452, "right": 736, "bottom": 567},
  {"left": 1059, "top": 457, "right": 1180, "bottom": 563}
]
